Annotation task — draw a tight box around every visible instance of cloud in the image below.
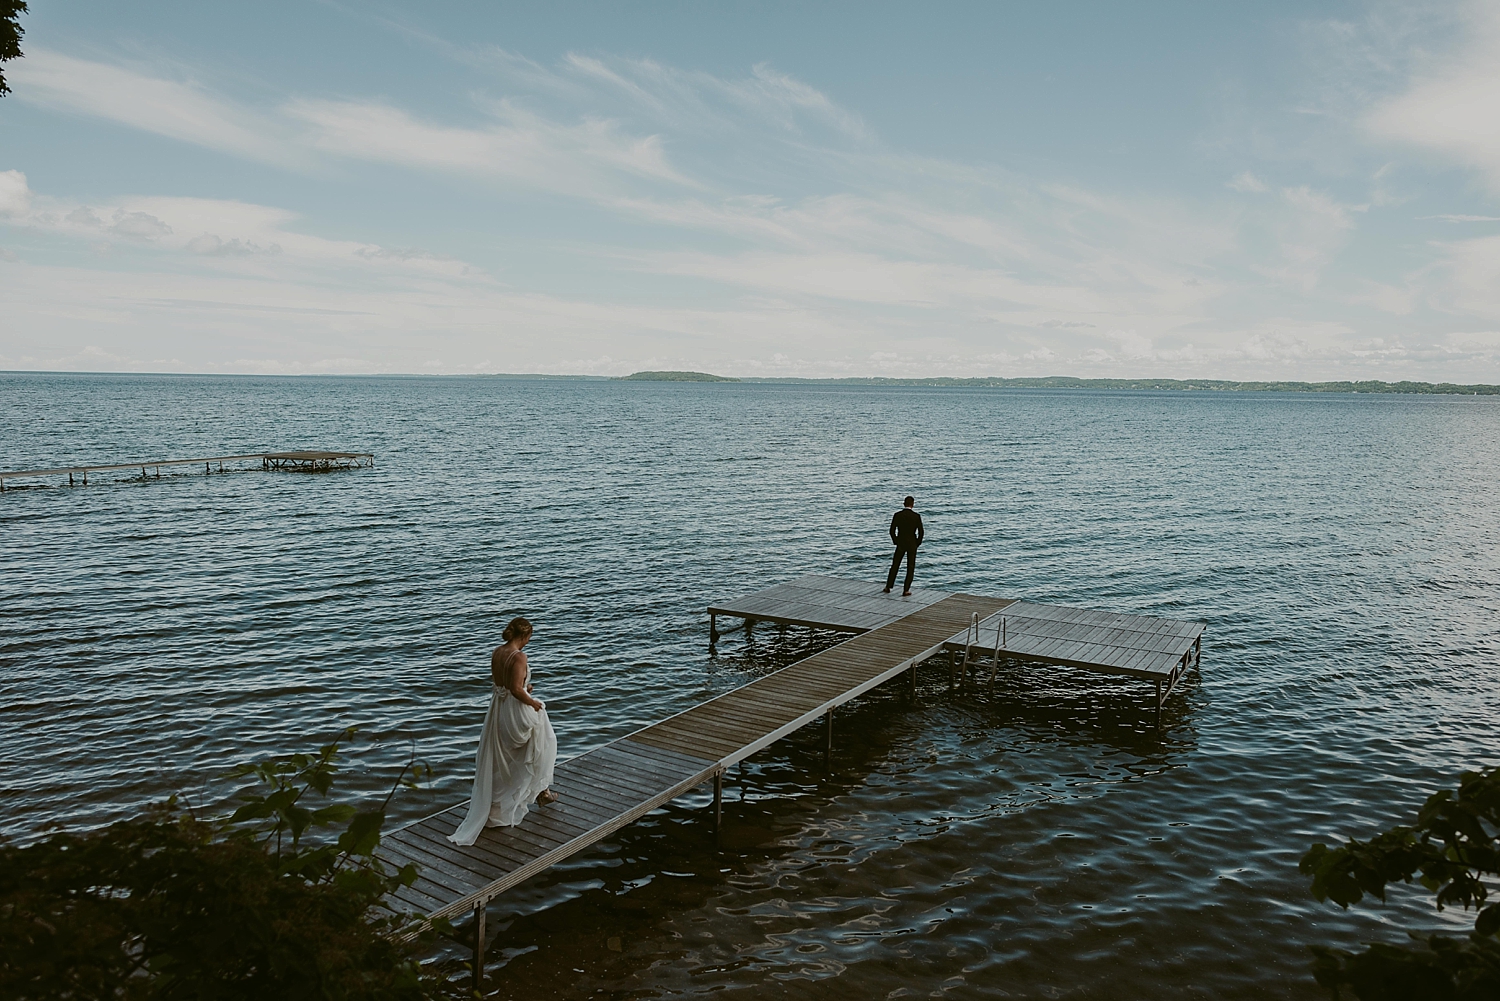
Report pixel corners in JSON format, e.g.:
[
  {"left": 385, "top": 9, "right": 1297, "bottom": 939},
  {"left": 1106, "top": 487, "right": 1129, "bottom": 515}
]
[
  {"left": 8, "top": 48, "right": 699, "bottom": 198},
  {"left": 286, "top": 97, "right": 691, "bottom": 194},
  {"left": 1364, "top": 6, "right": 1500, "bottom": 192},
  {"left": 6, "top": 189, "right": 472, "bottom": 278},
  {"left": 1421, "top": 214, "right": 1500, "bottom": 223},
  {"left": 187, "top": 234, "right": 281, "bottom": 256},
  {"left": 1105, "top": 328, "right": 1154, "bottom": 359},
  {"left": 109, "top": 211, "right": 173, "bottom": 241},
  {"left": 1431, "top": 233, "right": 1500, "bottom": 321},
  {"left": 1227, "top": 171, "right": 1269, "bottom": 193},
  {"left": 0, "top": 170, "right": 31, "bottom": 215},
  {"left": 9, "top": 49, "right": 305, "bottom": 169}
]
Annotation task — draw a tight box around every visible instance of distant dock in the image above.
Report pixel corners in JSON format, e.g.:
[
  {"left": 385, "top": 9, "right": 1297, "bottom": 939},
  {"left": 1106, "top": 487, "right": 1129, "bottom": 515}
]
[
  {"left": 380, "top": 574, "right": 1205, "bottom": 986},
  {"left": 0, "top": 450, "right": 373, "bottom": 490}
]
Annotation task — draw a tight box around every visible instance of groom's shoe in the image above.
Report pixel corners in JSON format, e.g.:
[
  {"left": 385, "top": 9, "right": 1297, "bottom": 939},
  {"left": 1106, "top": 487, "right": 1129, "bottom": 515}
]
[
  {"left": 902, "top": 590, "right": 912, "bottom": 596},
  {"left": 882, "top": 587, "right": 892, "bottom": 594}
]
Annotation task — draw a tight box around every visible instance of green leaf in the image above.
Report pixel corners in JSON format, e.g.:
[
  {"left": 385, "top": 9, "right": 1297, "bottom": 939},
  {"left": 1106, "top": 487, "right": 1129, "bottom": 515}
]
[
  {"left": 336, "top": 811, "right": 384, "bottom": 858},
  {"left": 1477, "top": 903, "right": 1500, "bottom": 939},
  {"left": 311, "top": 803, "right": 356, "bottom": 825}
]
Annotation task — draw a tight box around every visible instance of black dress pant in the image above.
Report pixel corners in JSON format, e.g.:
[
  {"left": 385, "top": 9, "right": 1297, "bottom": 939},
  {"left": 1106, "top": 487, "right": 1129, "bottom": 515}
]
[{"left": 887, "top": 543, "right": 917, "bottom": 592}]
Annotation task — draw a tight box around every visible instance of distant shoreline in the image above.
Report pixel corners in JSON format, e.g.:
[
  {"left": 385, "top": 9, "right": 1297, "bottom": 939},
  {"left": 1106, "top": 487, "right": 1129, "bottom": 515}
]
[
  {"left": 730, "top": 376, "right": 1500, "bottom": 394},
  {"left": 6, "top": 370, "right": 1498, "bottom": 394},
  {"left": 606, "top": 373, "right": 1500, "bottom": 394}
]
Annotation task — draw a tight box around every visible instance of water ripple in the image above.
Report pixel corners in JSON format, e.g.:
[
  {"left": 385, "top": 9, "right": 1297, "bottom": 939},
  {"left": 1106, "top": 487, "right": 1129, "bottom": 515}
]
[{"left": 4, "top": 374, "right": 1499, "bottom": 998}]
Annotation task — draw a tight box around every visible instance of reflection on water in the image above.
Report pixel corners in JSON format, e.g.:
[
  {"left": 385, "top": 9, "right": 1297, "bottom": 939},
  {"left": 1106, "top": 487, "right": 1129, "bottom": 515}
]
[{"left": 3, "top": 374, "right": 1499, "bottom": 999}]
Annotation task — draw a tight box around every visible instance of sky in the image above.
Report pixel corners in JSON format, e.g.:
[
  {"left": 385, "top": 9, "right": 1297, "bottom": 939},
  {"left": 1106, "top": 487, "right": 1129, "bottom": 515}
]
[{"left": 2, "top": 1, "right": 1500, "bottom": 380}]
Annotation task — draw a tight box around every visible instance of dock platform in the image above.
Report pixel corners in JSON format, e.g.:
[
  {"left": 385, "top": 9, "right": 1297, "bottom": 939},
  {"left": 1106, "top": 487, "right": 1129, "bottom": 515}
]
[
  {"left": 941, "top": 601, "right": 1204, "bottom": 708},
  {"left": 0, "top": 450, "right": 373, "bottom": 490},
  {"left": 378, "top": 575, "right": 1205, "bottom": 982},
  {"left": 706, "top": 573, "right": 950, "bottom": 639}
]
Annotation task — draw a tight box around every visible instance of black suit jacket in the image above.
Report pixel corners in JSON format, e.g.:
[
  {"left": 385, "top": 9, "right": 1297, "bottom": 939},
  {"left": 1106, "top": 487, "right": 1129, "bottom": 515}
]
[{"left": 890, "top": 508, "right": 924, "bottom": 548}]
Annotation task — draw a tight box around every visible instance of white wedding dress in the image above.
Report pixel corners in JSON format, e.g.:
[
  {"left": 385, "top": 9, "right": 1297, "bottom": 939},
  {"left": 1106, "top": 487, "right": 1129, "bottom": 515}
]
[{"left": 449, "top": 653, "right": 557, "bottom": 846}]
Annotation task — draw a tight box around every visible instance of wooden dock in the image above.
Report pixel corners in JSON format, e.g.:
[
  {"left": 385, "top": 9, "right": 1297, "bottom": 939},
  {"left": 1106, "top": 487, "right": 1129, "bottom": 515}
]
[
  {"left": 378, "top": 575, "right": 1205, "bottom": 983},
  {"left": 942, "top": 601, "right": 1204, "bottom": 708},
  {"left": 0, "top": 450, "right": 373, "bottom": 490},
  {"left": 705, "top": 575, "right": 1203, "bottom": 707},
  {"left": 707, "top": 573, "right": 950, "bottom": 641},
  {"left": 378, "top": 591, "right": 1007, "bottom": 926}
]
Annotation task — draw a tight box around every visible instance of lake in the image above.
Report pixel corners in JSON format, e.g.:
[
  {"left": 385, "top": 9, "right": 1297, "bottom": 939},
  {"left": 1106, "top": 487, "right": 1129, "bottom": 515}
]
[{"left": 3, "top": 373, "right": 1497, "bottom": 998}]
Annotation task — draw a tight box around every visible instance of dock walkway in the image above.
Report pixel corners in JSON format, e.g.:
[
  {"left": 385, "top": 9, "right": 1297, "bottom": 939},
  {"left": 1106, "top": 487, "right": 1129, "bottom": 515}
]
[
  {"left": 0, "top": 450, "right": 373, "bottom": 490},
  {"left": 377, "top": 591, "right": 1008, "bottom": 924}
]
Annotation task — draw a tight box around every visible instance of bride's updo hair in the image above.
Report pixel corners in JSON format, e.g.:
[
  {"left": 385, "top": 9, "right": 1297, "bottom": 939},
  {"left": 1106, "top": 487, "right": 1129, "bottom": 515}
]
[{"left": 502, "top": 616, "right": 533, "bottom": 643}]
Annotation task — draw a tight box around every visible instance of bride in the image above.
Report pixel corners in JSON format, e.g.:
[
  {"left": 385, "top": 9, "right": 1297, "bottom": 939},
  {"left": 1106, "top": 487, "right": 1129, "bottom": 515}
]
[{"left": 449, "top": 616, "right": 558, "bottom": 846}]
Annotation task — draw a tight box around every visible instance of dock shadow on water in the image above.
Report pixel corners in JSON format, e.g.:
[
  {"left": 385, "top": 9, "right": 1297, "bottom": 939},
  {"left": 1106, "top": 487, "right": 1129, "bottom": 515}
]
[{"left": 464, "top": 630, "right": 1197, "bottom": 1000}]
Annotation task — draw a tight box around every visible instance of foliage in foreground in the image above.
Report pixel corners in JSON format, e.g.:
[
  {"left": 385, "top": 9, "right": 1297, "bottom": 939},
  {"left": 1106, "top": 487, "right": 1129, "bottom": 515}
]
[
  {"left": 0, "top": 1, "right": 25, "bottom": 96},
  {"left": 0, "top": 730, "right": 463, "bottom": 1000},
  {"left": 1300, "top": 765, "right": 1500, "bottom": 1000}
]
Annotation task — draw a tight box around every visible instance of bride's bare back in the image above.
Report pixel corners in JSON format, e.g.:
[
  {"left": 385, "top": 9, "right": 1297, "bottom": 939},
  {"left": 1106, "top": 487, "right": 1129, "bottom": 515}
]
[{"left": 492, "top": 642, "right": 543, "bottom": 711}]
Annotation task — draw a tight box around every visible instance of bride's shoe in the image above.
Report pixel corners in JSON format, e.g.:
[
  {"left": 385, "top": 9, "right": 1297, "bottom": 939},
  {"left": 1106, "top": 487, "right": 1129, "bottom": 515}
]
[{"left": 536, "top": 790, "right": 560, "bottom": 805}]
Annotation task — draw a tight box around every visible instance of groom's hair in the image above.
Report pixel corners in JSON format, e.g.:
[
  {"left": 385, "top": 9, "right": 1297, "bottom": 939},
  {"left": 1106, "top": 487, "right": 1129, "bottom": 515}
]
[{"left": 904, "top": 496, "right": 915, "bottom": 507}]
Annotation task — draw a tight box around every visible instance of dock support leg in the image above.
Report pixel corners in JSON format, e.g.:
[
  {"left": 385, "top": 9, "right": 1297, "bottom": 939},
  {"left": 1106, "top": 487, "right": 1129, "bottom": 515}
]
[
  {"left": 712, "top": 771, "right": 723, "bottom": 837},
  {"left": 710, "top": 613, "right": 718, "bottom": 645},
  {"left": 947, "top": 649, "right": 957, "bottom": 689},
  {"left": 473, "top": 901, "right": 487, "bottom": 994},
  {"left": 745, "top": 618, "right": 754, "bottom": 641},
  {"left": 824, "top": 707, "right": 834, "bottom": 765},
  {"left": 1155, "top": 679, "right": 1163, "bottom": 728},
  {"left": 69, "top": 473, "right": 74, "bottom": 486},
  {"left": 910, "top": 661, "right": 917, "bottom": 700}
]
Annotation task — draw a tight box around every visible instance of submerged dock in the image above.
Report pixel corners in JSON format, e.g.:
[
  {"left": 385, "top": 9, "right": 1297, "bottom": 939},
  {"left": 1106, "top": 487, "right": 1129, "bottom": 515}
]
[
  {"left": 0, "top": 450, "right": 373, "bottom": 490},
  {"left": 378, "top": 575, "right": 1205, "bottom": 978}
]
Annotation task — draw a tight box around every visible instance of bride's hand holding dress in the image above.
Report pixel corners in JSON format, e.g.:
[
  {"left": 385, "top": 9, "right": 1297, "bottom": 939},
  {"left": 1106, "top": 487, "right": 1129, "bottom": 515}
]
[{"left": 449, "top": 617, "right": 559, "bottom": 847}]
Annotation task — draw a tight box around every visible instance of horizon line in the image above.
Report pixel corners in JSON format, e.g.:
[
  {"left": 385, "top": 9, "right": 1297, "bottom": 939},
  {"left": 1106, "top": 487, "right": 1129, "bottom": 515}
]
[{"left": 3, "top": 369, "right": 1499, "bottom": 394}]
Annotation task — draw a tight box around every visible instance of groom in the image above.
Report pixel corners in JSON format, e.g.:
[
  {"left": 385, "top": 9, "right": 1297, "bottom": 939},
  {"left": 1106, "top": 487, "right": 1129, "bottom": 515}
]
[{"left": 884, "top": 495, "right": 924, "bottom": 596}]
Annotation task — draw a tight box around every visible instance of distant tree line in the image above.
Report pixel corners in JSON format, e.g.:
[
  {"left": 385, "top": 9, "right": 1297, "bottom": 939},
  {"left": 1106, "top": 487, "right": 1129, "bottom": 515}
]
[{"left": 730, "top": 376, "right": 1500, "bottom": 394}]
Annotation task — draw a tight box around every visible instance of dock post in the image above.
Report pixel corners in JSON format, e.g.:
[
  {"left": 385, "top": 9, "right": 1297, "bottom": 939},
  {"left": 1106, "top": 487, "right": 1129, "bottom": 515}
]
[
  {"left": 712, "top": 771, "right": 723, "bottom": 836},
  {"left": 910, "top": 661, "right": 917, "bottom": 699},
  {"left": 824, "top": 707, "right": 834, "bottom": 764},
  {"left": 1155, "top": 679, "right": 1163, "bottom": 728},
  {"left": 745, "top": 618, "right": 754, "bottom": 641},
  {"left": 69, "top": 473, "right": 74, "bottom": 486},
  {"left": 710, "top": 613, "right": 719, "bottom": 645},
  {"left": 473, "top": 901, "right": 487, "bottom": 993}
]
